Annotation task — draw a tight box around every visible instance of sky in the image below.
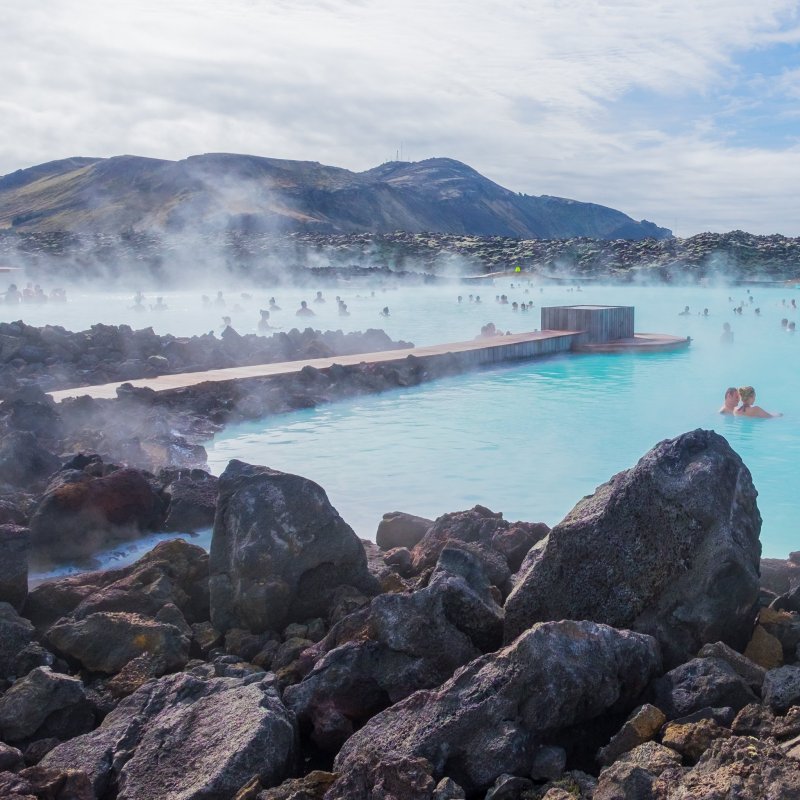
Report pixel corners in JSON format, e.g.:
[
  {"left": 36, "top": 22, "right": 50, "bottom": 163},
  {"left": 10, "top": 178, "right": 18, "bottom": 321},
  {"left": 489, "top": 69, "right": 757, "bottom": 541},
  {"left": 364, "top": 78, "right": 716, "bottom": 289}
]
[{"left": 2, "top": 0, "right": 800, "bottom": 237}]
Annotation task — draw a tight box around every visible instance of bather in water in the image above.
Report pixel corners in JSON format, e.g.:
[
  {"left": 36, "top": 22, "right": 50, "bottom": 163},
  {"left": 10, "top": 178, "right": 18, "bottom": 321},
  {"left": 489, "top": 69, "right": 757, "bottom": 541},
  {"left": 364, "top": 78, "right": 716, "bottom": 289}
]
[{"left": 734, "top": 386, "right": 782, "bottom": 418}]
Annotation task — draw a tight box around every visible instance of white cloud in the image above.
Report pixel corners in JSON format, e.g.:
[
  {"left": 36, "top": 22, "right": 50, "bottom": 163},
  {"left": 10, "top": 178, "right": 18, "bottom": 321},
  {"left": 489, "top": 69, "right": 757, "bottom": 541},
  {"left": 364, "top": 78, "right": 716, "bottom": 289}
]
[{"left": 1, "top": 0, "right": 799, "bottom": 234}]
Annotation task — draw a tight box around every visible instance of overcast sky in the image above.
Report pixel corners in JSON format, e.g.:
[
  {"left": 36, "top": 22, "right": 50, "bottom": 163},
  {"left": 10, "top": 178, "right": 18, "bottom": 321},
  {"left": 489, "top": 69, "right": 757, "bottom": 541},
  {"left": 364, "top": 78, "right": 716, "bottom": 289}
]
[{"left": 2, "top": 0, "right": 800, "bottom": 236}]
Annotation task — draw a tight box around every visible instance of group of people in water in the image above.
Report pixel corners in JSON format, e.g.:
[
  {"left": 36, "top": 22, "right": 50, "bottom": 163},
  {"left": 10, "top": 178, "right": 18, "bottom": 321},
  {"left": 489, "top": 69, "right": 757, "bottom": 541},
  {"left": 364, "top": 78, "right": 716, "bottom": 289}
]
[
  {"left": 719, "top": 386, "right": 782, "bottom": 418},
  {"left": 3, "top": 282, "right": 66, "bottom": 304},
  {"left": 122, "top": 289, "right": 394, "bottom": 333}
]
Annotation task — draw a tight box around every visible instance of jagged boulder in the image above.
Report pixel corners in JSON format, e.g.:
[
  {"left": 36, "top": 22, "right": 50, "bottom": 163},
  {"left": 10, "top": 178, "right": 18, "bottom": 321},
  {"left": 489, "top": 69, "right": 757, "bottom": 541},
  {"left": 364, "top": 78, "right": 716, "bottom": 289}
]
[
  {"left": 42, "top": 672, "right": 296, "bottom": 800},
  {"left": 46, "top": 611, "right": 190, "bottom": 674},
  {"left": 284, "top": 544, "right": 504, "bottom": 750},
  {"left": 328, "top": 620, "right": 661, "bottom": 798},
  {"left": 410, "top": 505, "right": 549, "bottom": 576},
  {"left": 209, "top": 461, "right": 378, "bottom": 634},
  {"left": 504, "top": 430, "right": 761, "bottom": 666},
  {"left": 29, "top": 467, "right": 165, "bottom": 559},
  {"left": 0, "top": 667, "right": 91, "bottom": 743},
  {"left": 160, "top": 468, "right": 218, "bottom": 532}
]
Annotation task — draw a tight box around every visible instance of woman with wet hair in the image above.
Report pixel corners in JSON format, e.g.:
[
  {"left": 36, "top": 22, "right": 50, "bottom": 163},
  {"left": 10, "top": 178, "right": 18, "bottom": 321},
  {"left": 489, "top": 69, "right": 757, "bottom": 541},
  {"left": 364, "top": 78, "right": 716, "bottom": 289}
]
[{"left": 734, "top": 386, "right": 782, "bottom": 418}]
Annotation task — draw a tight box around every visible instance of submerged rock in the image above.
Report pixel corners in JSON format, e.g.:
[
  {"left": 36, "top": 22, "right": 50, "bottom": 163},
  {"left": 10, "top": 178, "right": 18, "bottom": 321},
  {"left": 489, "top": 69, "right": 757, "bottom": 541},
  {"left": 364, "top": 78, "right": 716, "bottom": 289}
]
[
  {"left": 504, "top": 429, "right": 762, "bottom": 667},
  {"left": 328, "top": 620, "right": 660, "bottom": 798},
  {"left": 209, "top": 460, "right": 378, "bottom": 634},
  {"left": 42, "top": 672, "right": 296, "bottom": 799}
]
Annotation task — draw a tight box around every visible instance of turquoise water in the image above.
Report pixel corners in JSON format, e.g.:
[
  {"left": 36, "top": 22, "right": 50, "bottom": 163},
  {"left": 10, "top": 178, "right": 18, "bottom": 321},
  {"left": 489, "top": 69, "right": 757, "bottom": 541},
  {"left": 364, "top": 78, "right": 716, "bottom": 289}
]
[{"left": 207, "top": 282, "right": 800, "bottom": 559}]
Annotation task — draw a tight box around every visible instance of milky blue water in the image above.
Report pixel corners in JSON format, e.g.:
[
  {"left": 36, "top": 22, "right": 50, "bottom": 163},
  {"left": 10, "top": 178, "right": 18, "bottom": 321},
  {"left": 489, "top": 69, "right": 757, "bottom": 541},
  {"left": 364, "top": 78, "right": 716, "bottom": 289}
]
[
  {"left": 14, "top": 279, "right": 800, "bottom": 580},
  {"left": 203, "top": 281, "right": 800, "bottom": 559}
]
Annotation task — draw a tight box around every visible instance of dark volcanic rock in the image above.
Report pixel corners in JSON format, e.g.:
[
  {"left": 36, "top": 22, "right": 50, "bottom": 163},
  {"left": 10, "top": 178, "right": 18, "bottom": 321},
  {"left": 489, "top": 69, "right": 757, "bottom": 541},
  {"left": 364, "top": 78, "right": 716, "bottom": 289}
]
[
  {"left": 29, "top": 467, "right": 165, "bottom": 559},
  {"left": 209, "top": 460, "right": 378, "bottom": 634},
  {"left": 43, "top": 672, "right": 296, "bottom": 800},
  {"left": 761, "top": 665, "right": 800, "bottom": 712},
  {"left": 285, "top": 544, "right": 504, "bottom": 750},
  {"left": 410, "top": 505, "right": 549, "bottom": 577},
  {"left": 0, "top": 667, "right": 90, "bottom": 743},
  {"left": 0, "top": 524, "right": 28, "bottom": 609},
  {"left": 651, "top": 657, "right": 758, "bottom": 720},
  {"left": 0, "top": 432, "right": 61, "bottom": 488},
  {"left": 160, "top": 468, "right": 218, "bottom": 532},
  {"left": 376, "top": 511, "right": 433, "bottom": 550},
  {"left": 0, "top": 602, "right": 35, "bottom": 680},
  {"left": 328, "top": 620, "right": 661, "bottom": 798},
  {"left": 504, "top": 429, "right": 762, "bottom": 667},
  {"left": 46, "top": 611, "right": 190, "bottom": 674}
]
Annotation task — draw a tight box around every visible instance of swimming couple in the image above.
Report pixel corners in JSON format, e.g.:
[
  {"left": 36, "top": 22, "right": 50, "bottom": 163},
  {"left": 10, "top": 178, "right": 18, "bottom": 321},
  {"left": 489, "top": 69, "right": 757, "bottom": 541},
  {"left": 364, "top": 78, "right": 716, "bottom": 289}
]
[{"left": 719, "top": 386, "right": 782, "bottom": 418}]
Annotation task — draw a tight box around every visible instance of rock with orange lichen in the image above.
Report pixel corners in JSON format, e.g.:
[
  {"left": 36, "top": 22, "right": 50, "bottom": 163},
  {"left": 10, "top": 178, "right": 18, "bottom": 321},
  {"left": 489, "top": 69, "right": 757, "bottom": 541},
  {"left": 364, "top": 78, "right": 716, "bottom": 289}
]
[
  {"left": 45, "top": 611, "right": 189, "bottom": 674},
  {"left": 652, "top": 736, "right": 800, "bottom": 799}
]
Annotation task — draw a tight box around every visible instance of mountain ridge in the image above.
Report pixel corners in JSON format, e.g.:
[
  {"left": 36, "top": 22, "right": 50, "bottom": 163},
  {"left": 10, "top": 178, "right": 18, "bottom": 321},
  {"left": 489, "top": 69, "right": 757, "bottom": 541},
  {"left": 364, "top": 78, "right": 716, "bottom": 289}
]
[{"left": 0, "top": 154, "right": 671, "bottom": 240}]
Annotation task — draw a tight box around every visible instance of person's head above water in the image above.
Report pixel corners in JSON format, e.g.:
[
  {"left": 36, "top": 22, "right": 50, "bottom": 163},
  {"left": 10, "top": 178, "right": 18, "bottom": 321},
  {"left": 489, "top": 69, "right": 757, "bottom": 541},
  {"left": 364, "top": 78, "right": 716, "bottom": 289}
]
[
  {"left": 720, "top": 387, "right": 740, "bottom": 413},
  {"left": 738, "top": 386, "right": 755, "bottom": 406}
]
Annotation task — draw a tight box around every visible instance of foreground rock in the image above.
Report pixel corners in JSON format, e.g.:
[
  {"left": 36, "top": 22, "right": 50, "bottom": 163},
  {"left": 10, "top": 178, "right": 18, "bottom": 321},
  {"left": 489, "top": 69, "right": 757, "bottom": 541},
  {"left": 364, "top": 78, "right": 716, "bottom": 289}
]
[
  {"left": 210, "top": 461, "right": 378, "bottom": 633},
  {"left": 505, "top": 429, "right": 762, "bottom": 667},
  {"left": 328, "top": 620, "right": 661, "bottom": 798},
  {"left": 595, "top": 735, "right": 800, "bottom": 799},
  {"left": 376, "top": 511, "right": 433, "bottom": 550},
  {"left": 43, "top": 672, "right": 296, "bottom": 799},
  {"left": 0, "top": 765, "right": 94, "bottom": 799},
  {"left": 285, "top": 544, "right": 504, "bottom": 750}
]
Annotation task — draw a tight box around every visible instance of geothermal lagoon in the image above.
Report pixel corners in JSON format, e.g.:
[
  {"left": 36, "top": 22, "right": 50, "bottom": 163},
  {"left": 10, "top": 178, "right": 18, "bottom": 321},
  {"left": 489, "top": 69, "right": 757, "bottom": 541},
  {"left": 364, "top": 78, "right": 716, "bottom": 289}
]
[{"left": 23, "top": 279, "right": 800, "bottom": 580}]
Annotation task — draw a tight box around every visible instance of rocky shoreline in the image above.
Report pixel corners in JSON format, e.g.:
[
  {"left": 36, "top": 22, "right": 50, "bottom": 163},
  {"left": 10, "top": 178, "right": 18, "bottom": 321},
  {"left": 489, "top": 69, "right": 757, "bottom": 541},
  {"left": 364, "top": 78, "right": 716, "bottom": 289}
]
[
  {"left": 0, "top": 418, "right": 799, "bottom": 797},
  {"left": 0, "top": 321, "right": 412, "bottom": 394},
  {"left": 3, "top": 229, "right": 800, "bottom": 284}
]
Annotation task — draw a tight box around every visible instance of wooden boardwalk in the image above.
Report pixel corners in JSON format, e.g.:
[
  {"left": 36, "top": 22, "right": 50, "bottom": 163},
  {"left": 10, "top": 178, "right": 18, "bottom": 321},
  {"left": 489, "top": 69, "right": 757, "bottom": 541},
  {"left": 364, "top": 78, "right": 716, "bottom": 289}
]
[{"left": 49, "top": 329, "right": 581, "bottom": 403}]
